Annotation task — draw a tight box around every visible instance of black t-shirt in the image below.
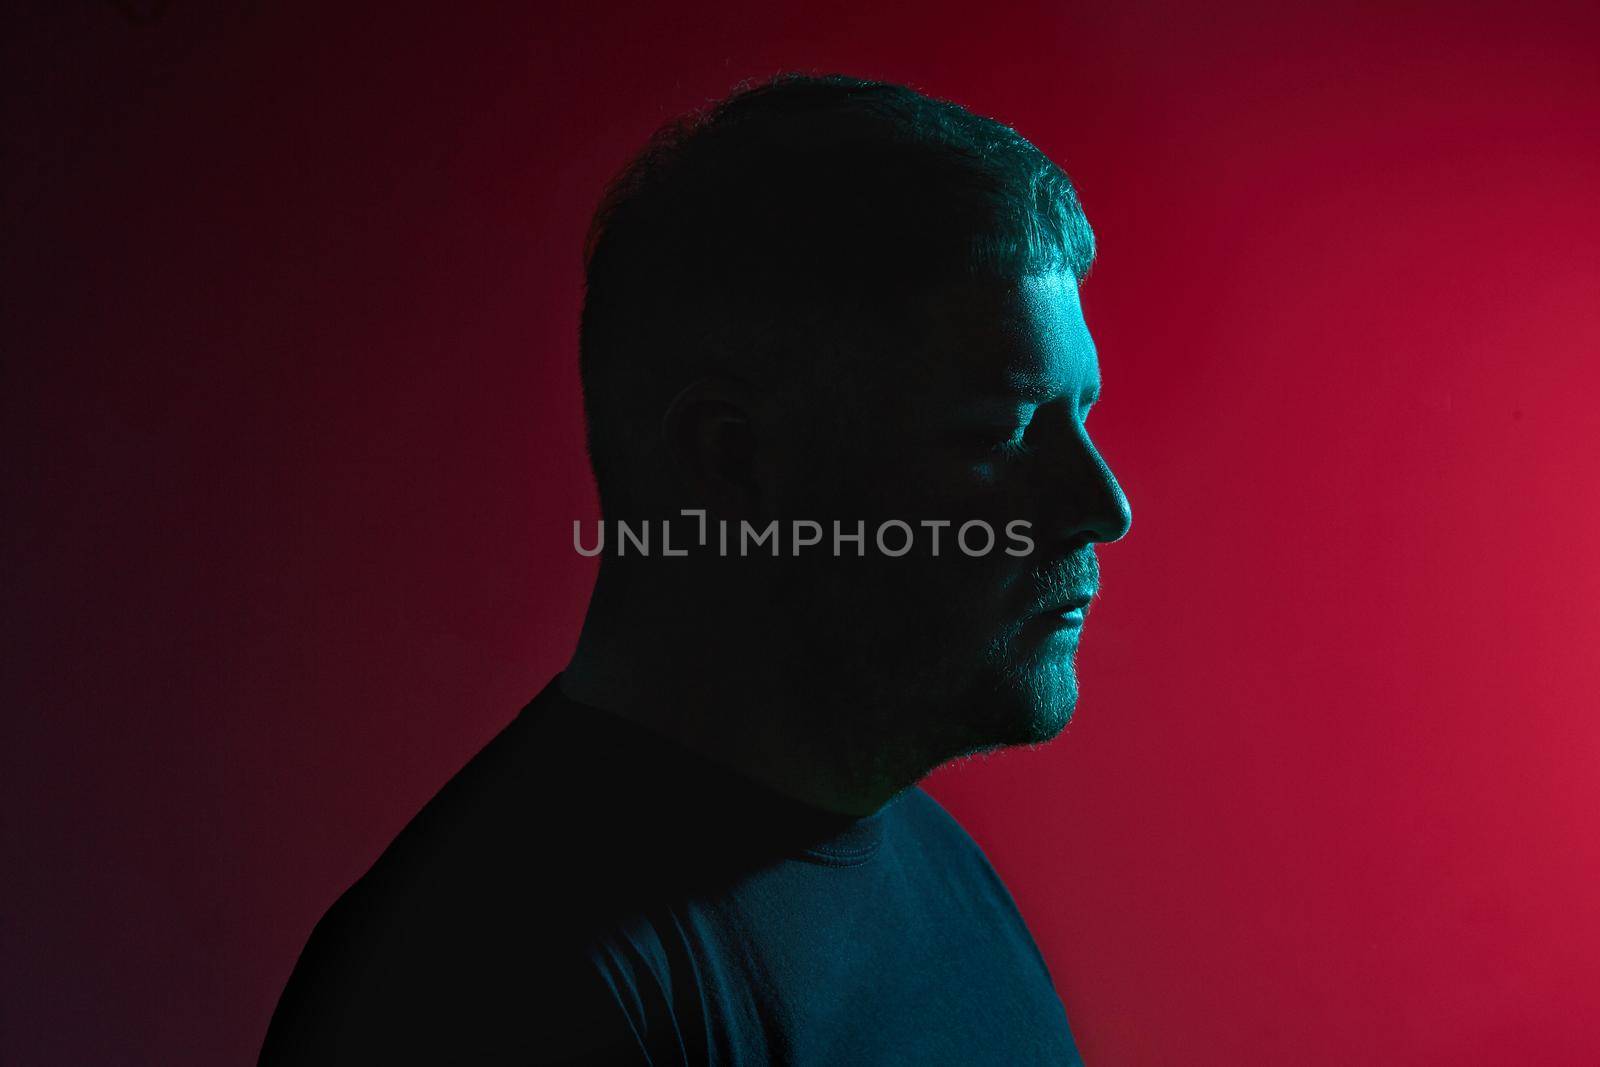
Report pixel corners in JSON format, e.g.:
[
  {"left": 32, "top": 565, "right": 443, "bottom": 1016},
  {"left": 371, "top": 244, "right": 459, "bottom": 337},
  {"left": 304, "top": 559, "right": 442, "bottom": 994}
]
[{"left": 261, "top": 678, "right": 1084, "bottom": 1064}]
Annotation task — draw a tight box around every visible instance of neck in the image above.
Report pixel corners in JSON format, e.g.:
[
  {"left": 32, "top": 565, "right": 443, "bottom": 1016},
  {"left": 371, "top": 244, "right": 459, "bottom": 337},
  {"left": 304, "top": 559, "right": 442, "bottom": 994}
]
[{"left": 560, "top": 565, "right": 928, "bottom": 817}]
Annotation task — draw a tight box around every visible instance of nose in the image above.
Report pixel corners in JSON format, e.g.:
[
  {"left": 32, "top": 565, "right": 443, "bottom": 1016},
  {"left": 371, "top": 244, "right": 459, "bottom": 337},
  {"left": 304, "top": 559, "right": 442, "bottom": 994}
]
[{"left": 1045, "top": 426, "right": 1132, "bottom": 547}]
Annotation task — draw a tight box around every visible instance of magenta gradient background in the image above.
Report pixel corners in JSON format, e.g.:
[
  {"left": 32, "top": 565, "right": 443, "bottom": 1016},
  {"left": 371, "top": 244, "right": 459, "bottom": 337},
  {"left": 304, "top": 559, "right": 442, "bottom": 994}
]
[{"left": 6, "top": 2, "right": 1600, "bottom": 1063}]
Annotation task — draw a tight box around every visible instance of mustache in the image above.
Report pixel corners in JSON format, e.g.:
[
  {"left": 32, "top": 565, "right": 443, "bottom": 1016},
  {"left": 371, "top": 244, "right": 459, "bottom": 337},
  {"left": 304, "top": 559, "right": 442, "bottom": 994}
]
[{"left": 1029, "top": 548, "right": 1100, "bottom": 610}]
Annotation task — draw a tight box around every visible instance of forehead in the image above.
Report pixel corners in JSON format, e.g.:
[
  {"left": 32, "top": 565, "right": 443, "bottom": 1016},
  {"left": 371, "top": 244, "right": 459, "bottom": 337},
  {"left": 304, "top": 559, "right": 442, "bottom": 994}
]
[{"left": 909, "top": 271, "right": 1098, "bottom": 401}]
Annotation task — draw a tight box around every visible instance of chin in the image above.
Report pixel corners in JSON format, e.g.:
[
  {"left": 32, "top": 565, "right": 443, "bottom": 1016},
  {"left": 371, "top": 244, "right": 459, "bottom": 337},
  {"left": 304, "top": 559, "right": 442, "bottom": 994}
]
[{"left": 980, "top": 655, "right": 1080, "bottom": 749}]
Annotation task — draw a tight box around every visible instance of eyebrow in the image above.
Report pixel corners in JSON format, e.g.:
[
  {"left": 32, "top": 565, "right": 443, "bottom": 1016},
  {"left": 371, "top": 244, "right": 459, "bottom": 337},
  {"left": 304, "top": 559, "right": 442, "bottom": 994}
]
[{"left": 996, "top": 378, "right": 1102, "bottom": 406}]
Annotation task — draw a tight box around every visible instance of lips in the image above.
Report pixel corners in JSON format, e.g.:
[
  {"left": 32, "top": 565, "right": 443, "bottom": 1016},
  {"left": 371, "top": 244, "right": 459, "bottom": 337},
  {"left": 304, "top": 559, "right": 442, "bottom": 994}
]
[
  {"left": 1042, "top": 591, "right": 1095, "bottom": 616},
  {"left": 1030, "top": 550, "right": 1101, "bottom": 620}
]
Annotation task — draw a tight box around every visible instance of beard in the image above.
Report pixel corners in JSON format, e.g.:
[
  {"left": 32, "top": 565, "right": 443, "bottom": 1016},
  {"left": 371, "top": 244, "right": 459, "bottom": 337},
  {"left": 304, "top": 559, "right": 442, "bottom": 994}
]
[
  {"left": 758, "top": 542, "right": 1096, "bottom": 779},
  {"left": 973, "top": 620, "right": 1082, "bottom": 748},
  {"left": 948, "top": 545, "right": 1098, "bottom": 751},
  {"left": 811, "top": 598, "right": 1086, "bottom": 775}
]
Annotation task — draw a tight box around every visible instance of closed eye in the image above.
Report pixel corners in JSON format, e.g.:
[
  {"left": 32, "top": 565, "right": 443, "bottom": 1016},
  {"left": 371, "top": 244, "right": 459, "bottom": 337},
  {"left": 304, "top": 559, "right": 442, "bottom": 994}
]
[
  {"left": 952, "top": 401, "right": 1043, "bottom": 458},
  {"left": 992, "top": 425, "right": 1034, "bottom": 456}
]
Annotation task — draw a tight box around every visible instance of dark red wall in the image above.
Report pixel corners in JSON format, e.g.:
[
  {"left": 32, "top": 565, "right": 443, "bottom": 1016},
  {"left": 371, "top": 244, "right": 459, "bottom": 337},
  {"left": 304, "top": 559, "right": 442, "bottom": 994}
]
[{"left": 7, "top": 2, "right": 1600, "bottom": 1062}]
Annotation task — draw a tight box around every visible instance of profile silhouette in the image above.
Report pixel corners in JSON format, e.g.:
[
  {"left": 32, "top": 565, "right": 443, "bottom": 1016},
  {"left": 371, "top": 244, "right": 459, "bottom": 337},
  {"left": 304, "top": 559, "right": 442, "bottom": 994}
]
[{"left": 261, "top": 73, "right": 1128, "bottom": 1065}]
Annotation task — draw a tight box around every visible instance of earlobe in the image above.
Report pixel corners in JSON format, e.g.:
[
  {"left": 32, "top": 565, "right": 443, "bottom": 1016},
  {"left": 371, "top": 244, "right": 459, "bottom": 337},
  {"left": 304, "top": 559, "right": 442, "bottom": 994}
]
[{"left": 661, "top": 376, "right": 764, "bottom": 516}]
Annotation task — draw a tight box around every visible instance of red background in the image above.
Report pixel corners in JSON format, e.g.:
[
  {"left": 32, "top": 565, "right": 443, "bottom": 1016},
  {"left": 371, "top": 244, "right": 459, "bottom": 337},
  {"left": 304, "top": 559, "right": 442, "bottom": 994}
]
[{"left": 6, "top": 2, "right": 1599, "bottom": 1063}]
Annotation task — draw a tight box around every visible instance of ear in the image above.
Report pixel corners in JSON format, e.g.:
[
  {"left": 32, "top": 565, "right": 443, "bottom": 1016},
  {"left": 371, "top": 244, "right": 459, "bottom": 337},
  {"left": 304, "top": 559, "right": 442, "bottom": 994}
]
[{"left": 660, "top": 375, "right": 770, "bottom": 519}]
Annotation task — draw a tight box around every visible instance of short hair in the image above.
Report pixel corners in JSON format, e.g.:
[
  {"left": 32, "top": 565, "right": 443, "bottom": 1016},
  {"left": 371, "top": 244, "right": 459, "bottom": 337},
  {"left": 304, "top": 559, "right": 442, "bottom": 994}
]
[{"left": 578, "top": 73, "right": 1095, "bottom": 511}]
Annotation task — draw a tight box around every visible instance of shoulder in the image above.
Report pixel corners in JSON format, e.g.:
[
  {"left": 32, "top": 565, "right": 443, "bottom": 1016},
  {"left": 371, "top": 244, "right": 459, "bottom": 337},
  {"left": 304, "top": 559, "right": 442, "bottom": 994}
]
[
  {"left": 891, "top": 785, "right": 1052, "bottom": 950},
  {"left": 260, "top": 876, "right": 635, "bottom": 1063},
  {"left": 891, "top": 785, "right": 990, "bottom": 859},
  {"left": 260, "top": 690, "right": 656, "bottom": 1063}
]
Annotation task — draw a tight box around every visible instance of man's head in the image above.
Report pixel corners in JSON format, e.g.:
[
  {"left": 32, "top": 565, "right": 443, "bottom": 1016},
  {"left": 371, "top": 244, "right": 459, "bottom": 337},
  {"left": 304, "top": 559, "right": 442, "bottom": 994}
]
[{"left": 576, "top": 74, "right": 1130, "bottom": 774}]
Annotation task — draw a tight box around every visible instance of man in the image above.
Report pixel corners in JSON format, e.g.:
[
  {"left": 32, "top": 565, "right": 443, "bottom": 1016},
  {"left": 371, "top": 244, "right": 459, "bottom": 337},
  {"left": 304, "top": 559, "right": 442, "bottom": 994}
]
[{"left": 262, "top": 73, "right": 1130, "bottom": 1064}]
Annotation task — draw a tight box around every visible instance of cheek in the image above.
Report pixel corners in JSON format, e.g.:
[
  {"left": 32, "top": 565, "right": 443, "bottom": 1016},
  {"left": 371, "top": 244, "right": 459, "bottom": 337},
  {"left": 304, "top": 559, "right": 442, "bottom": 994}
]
[
  {"left": 880, "top": 548, "right": 1037, "bottom": 635},
  {"left": 865, "top": 448, "right": 1040, "bottom": 522}
]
